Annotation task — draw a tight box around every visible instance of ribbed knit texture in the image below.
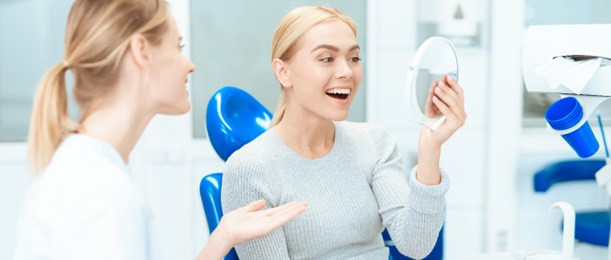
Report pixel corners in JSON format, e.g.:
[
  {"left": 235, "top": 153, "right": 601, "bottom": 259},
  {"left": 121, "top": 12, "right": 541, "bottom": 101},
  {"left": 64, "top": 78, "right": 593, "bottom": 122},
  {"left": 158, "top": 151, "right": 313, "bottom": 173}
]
[{"left": 221, "top": 121, "right": 449, "bottom": 259}]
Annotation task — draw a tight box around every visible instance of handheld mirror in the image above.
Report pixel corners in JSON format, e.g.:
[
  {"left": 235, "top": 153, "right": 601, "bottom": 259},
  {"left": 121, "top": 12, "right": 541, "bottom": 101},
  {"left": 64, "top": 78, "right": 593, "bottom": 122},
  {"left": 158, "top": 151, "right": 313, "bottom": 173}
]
[{"left": 405, "top": 36, "right": 459, "bottom": 131}]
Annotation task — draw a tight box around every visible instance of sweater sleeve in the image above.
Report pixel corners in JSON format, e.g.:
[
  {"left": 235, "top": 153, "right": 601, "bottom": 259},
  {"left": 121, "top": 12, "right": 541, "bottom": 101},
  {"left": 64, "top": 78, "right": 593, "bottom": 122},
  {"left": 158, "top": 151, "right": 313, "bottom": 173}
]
[
  {"left": 221, "top": 151, "right": 290, "bottom": 260},
  {"left": 369, "top": 126, "right": 450, "bottom": 259}
]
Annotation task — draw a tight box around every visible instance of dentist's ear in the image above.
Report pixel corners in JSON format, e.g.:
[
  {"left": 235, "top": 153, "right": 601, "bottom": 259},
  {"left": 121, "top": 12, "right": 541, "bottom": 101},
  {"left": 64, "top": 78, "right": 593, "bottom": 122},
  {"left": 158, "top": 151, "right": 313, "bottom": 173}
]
[
  {"left": 128, "top": 34, "right": 152, "bottom": 67},
  {"left": 272, "top": 58, "right": 292, "bottom": 88}
]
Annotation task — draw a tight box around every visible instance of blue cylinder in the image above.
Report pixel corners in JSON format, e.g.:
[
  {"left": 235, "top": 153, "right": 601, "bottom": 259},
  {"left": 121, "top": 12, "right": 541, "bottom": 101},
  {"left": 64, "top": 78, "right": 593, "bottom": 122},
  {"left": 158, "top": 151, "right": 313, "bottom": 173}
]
[{"left": 545, "top": 97, "right": 599, "bottom": 158}]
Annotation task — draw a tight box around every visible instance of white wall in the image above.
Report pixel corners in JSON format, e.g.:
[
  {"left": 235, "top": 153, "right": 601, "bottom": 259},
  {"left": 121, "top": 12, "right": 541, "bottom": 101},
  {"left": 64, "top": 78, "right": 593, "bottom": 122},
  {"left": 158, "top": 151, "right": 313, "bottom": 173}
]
[{"left": 0, "top": 0, "right": 67, "bottom": 140}]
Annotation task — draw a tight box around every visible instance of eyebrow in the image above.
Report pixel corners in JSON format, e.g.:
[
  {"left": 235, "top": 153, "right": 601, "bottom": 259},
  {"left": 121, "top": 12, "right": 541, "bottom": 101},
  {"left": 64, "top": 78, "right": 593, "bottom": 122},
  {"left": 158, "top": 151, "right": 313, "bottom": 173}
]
[{"left": 311, "top": 44, "right": 360, "bottom": 53}]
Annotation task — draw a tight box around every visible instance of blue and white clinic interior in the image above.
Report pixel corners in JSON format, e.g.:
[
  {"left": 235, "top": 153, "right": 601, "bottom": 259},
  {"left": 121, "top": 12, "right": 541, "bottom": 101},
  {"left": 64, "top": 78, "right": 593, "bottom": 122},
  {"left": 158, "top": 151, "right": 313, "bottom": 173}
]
[{"left": 2, "top": 0, "right": 611, "bottom": 259}]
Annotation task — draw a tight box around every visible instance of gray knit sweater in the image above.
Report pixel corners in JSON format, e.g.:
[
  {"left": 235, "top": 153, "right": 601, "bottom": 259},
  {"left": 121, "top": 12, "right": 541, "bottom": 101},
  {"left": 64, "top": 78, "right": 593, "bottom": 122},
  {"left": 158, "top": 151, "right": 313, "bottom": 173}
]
[{"left": 221, "top": 121, "right": 449, "bottom": 260}]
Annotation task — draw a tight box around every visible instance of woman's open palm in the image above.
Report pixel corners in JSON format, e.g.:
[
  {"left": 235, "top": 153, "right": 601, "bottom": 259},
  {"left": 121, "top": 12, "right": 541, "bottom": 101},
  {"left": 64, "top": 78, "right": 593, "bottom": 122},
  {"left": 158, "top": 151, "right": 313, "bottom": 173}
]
[{"left": 219, "top": 200, "right": 308, "bottom": 245}]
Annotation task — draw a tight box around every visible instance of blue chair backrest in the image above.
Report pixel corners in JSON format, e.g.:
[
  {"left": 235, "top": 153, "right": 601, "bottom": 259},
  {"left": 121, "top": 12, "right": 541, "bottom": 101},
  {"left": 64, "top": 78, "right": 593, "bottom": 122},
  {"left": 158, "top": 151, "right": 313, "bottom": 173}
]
[
  {"left": 205, "top": 86, "right": 272, "bottom": 161},
  {"left": 201, "top": 86, "right": 442, "bottom": 260}
]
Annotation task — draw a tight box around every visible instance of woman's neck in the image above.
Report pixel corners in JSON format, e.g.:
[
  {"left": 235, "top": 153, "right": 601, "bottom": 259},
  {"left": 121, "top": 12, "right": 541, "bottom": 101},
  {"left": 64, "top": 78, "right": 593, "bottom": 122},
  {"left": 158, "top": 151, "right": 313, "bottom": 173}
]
[
  {"left": 274, "top": 112, "right": 336, "bottom": 159},
  {"left": 78, "top": 96, "right": 153, "bottom": 164}
]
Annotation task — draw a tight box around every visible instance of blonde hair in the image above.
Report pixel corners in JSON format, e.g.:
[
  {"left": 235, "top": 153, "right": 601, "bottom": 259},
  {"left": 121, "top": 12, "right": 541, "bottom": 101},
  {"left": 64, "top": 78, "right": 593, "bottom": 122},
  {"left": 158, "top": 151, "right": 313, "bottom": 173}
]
[
  {"left": 28, "top": 0, "right": 170, "bottom": 176},
  {"left": 270, "top": 6, "right": 357, "bottom": 126}
]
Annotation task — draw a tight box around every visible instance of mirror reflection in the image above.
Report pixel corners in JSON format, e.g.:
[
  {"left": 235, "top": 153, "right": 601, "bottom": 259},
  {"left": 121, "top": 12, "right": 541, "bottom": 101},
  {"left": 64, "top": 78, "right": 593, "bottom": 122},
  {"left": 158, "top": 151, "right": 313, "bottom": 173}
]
[{"left": 406, "top": 36, "right": 459, "bottom": 130}]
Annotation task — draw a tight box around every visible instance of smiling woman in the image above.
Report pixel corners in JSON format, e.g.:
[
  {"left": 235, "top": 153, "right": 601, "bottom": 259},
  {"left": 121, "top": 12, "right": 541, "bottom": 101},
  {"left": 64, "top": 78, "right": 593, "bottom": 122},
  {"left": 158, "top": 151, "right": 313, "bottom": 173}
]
[
  {"left": 220, "top": 5, "right": 466, "bottom": 260},
  {"left": 189, "top": 0, "right": 367, "bottom": 138},
  {"left": 270, "top": 11, "right": 362, "bottom": 126}
]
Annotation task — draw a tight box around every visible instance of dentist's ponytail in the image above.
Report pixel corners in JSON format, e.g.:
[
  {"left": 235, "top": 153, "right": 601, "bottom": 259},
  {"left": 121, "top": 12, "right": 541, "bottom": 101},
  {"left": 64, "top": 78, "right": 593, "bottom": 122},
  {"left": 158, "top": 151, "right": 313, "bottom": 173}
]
[{"left": 28, "top": 63, "right": 77, "bottom": 176}]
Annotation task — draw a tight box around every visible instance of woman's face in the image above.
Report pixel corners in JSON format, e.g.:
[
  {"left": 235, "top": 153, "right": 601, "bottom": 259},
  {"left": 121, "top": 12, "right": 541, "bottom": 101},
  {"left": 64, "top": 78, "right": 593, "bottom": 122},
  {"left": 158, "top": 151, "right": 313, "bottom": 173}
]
[
  {"left": 147, "top": 16, "right": 195, "bottom": 115},
  {"left": 284, "top": 19, "right": 362, "bottom": 121}
]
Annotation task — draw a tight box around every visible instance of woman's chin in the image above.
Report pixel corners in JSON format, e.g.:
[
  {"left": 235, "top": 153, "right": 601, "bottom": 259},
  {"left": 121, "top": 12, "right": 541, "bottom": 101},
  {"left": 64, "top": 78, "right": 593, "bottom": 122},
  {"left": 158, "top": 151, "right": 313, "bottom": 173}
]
[{"left": 328, "top": 111, "right": 350, "bottom": 121}]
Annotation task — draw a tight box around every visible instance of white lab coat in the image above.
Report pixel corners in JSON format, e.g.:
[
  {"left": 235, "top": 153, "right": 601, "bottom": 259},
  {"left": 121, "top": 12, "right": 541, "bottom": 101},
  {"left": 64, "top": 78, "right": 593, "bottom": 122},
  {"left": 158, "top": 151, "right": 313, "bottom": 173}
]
[{"left": 13, "top": 134, "right": 160, "bottom": 260}]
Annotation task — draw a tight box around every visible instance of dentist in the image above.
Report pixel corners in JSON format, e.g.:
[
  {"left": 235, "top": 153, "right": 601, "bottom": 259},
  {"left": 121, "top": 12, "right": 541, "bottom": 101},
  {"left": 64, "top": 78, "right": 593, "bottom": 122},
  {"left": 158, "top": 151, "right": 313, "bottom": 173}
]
[{"left": 14, "top": 0, "right": 306, "bottom": 259}]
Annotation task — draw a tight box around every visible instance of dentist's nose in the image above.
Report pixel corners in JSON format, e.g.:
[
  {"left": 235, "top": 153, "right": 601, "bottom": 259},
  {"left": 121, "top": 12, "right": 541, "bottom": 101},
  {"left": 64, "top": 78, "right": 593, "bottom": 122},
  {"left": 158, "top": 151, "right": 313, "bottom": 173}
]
[{"left": 188, "top": 60, "right": 196, "bottom": 73}]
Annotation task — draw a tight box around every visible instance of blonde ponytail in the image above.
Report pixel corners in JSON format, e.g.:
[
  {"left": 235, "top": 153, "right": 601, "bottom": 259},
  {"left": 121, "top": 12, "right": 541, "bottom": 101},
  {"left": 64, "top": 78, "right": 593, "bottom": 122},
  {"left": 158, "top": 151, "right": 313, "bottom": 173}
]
[{"left": 28, "top": 63, "right": 77, "bottom": 176}]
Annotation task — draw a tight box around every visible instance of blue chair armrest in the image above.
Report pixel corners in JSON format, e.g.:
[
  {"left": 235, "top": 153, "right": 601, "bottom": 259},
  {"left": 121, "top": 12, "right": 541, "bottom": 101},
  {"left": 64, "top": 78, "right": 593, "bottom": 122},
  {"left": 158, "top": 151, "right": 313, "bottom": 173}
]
[
  {"left": 382, "top": 227, "right": 443, "bottom": 260},
  {"left": 200, "top": 173, "right": 224, "bottom": 232},
  {"left": 199, "top": 173, "right": 239, "bottom": 260},
  {"left": 533, "top": 159, "right": 605, "bottom": 192}
]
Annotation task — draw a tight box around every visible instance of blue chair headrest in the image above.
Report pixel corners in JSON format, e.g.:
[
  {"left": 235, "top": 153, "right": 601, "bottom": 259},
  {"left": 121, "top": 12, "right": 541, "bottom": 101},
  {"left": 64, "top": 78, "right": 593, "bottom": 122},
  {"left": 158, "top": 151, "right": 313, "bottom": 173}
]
[{"left": 205, "top": 86, "right": 273, "bottom": 161}]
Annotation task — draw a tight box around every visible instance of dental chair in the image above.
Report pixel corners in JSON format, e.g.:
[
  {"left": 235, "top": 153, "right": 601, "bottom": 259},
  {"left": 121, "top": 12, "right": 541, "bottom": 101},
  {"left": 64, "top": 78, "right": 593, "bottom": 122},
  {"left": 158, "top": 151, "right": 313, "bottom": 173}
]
[
  {"left": 534, "top": 159, "right": 610, "bottom": 247},
  {"left": 199, "top": 86, "right": 443, "bottom": 260},
  {"left": 200, "top": 86, "right": 271, "bottom": 260}
]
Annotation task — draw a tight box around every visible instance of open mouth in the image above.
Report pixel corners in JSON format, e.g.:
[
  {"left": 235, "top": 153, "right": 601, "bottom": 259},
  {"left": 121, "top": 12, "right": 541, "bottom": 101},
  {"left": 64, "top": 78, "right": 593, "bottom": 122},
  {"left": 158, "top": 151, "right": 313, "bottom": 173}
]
[{"left": 325, "top": 88, "right": 350, "bottom": 100}]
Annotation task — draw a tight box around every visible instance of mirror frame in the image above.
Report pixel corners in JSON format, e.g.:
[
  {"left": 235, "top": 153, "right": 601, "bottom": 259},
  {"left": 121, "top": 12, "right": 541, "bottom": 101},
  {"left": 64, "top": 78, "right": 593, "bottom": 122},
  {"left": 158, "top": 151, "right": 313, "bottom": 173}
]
[{"left": 405, "top": 36, "right": 459, "bottom": 131}]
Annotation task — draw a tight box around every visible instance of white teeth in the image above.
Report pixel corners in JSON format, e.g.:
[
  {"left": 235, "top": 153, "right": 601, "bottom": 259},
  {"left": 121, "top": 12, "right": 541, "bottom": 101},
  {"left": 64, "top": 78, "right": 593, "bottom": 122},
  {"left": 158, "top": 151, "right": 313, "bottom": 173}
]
[{"left": 325, "top": 88, "right": 351, "bottom": 95}]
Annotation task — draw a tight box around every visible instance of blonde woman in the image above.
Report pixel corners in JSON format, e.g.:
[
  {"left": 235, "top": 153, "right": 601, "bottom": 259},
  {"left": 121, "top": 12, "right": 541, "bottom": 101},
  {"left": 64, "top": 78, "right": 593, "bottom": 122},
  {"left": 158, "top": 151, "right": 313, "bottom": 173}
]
[
  {"left": 14, "top": 1, "right": 306, "bottom": 259},
  {"left": 221, "top": 5, "right": 466, "bottom": 259}
]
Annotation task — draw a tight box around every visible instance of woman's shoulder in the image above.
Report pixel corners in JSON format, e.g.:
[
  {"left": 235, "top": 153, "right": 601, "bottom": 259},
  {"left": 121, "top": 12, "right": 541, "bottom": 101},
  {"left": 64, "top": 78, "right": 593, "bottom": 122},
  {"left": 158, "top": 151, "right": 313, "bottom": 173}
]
[
  {"left": 228, "top": 129, "right": 276, "bottom": 158},
  {"left": 224, "top": 129, "right": 278, "bottom": 175}
]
